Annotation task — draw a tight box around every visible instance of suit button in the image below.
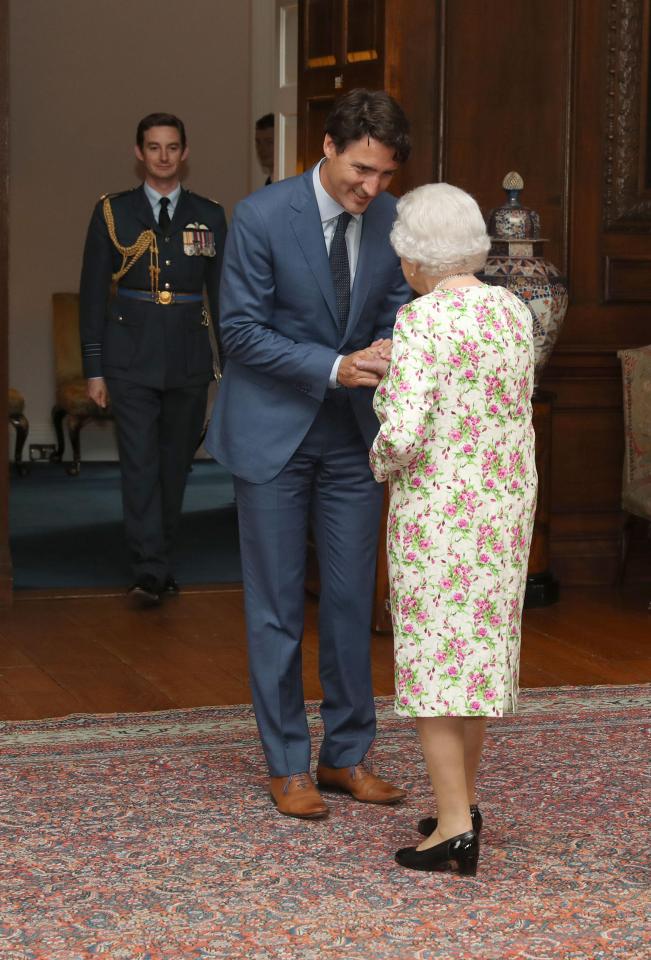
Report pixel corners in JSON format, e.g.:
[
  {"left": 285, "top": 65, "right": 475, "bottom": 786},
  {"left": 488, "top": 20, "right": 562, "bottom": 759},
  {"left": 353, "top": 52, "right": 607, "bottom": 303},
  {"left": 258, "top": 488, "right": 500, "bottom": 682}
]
[
  {"left": 165, "top": 260, "right": 172, "bottom": 266},
  {"left": 164, "top": 283, "right": 171, "bottom": 290},
  {"left": 164, "top": 237, "right": 170, "bottom": 243}
]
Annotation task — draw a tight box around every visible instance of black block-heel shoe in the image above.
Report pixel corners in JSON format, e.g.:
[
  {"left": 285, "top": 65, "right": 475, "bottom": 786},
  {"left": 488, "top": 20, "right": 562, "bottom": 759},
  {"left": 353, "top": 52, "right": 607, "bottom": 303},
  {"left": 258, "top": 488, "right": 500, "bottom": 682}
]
[
  {"left": 417, "top": 804, "right": 482, "bottom": 838},
  {"left": 395, "top": 830, "right": 479, "bottom": 875}
]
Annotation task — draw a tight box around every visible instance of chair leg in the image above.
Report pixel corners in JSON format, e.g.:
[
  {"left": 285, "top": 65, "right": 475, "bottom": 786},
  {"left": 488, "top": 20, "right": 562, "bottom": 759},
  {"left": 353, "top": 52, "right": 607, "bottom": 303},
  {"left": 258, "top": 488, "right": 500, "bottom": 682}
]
[
  {"left": 616, "top": 512, "right": 634, "bottom": 585},
  {"left": 66, "top": 415, "right": 83, "bottom": 476},
  {"left": 51, "top": 405, "right": 66, "bottom": 462},
  {"left": 9, "top": 414, "right": 29, "bottom": 476}
]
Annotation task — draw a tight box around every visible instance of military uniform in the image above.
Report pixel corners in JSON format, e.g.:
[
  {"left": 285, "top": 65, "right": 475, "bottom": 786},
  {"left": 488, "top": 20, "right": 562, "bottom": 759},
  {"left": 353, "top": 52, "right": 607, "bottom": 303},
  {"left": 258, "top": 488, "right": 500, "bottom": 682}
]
[{"left": 79, "top": 184, "right": 227, "bottom": 588}]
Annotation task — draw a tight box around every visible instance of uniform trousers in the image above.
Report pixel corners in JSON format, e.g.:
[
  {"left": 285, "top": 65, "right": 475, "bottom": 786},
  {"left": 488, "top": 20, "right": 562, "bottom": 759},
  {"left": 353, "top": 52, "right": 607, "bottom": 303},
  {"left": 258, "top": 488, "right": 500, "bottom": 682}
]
[
  {"left": 107, "top": 377, "right": 207, "bottom": 584},
  {"left": 234, "top": 393, "right": 385, "bottom": 776}
]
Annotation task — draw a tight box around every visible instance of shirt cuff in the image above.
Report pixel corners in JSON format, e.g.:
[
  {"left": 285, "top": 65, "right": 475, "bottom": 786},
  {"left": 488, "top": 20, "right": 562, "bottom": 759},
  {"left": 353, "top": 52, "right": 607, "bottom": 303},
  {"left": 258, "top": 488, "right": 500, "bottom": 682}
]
[{"left": 328, "top": 355, "right": 344, "bottom": 389}]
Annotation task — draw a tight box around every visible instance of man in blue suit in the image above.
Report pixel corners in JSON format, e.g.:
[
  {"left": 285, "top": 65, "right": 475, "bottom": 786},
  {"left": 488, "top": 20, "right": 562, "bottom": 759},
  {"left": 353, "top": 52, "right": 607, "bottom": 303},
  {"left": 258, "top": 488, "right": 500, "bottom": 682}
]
[{"left": 206, "top": 90, "right": 411, "bottom": 818}]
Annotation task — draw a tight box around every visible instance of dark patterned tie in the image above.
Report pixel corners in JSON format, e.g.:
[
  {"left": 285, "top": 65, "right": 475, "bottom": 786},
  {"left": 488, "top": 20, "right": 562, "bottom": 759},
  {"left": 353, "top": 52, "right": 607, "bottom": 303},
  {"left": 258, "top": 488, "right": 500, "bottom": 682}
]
[
  {"left": 329, "top": 212, "right": 352, "bottom": 337},
  {"left": 158, "top": 196, "right": 171, "bottom": 230}
]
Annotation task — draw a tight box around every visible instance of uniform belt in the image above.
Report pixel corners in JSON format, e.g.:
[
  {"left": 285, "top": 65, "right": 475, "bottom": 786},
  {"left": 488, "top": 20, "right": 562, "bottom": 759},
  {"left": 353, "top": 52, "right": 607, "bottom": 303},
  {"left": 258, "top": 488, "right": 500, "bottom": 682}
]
[{"left": 116, "top": 287, "right": 203, "bottom": 305}]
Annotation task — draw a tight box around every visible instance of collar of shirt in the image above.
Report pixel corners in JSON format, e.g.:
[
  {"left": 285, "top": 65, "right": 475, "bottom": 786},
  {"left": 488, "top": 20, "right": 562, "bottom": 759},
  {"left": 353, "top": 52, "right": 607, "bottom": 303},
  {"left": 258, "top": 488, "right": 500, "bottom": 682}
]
[
  {"left": 143, "top": 181, "right": 182, "bottom": 220},
  {"left": 312, "top": 160, "right": 362, "bottom": 281},
  {"left": 312, "top": 159, "right": 362, "bottom": 228}
]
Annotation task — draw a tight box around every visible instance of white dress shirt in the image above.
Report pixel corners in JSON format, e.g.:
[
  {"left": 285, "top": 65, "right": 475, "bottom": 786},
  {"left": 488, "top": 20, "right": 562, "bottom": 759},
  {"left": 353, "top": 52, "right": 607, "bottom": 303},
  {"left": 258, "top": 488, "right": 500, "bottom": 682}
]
[
  {"left": 312, "top": 160, "right": 362, "bottom": 388},
  {"left": 143, "top": 181, "right": 181, "bottom": 221}
]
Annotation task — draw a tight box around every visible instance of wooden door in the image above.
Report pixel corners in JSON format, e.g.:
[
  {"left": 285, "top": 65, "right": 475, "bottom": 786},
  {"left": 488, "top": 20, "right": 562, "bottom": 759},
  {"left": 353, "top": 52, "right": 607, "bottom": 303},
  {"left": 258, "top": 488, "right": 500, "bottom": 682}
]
[{"left": 0, "top": 0, "right": 10, "bottom": 605}]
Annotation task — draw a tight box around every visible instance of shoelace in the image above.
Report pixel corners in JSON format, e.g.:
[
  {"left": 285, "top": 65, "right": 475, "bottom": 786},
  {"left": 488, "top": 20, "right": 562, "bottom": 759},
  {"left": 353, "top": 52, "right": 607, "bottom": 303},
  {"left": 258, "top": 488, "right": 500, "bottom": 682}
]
[
  {"left": 350, "top": 759, "right": 374, "bottom": 779},
  {"left": 284, "top": 773, "right": 311, "bottom": 793}
]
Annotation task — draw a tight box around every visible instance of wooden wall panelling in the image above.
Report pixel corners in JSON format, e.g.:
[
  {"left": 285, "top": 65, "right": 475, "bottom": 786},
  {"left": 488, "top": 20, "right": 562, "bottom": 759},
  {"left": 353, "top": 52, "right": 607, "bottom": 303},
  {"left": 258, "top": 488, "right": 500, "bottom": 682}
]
[
  {"left": 551, "top": 0, "right": 651, "bottom": 583},
  {"left": 543, "top": 349, "right": 625, "bottom": 585},
  {"left": 383, "top": 0, "right": 438, "bottom": 194},
  {"left": 296, "top": 0, "right": 651, "bottom": 587},
  {"left": 441, "top": 0, "right": 574, "bottom": 274},
  {"left": 603, "top": 0, "right": 651, "bottom": 229},
  {"left": 0, "top": 0, "right": 11, "bottom": 606}
]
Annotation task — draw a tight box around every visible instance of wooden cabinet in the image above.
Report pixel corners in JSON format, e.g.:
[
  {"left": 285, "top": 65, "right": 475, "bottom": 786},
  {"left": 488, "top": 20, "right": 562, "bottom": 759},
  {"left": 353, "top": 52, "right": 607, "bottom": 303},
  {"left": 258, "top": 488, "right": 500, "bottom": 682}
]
[{"left": 297, "top": 0, "right": 438, "bottom": 192}]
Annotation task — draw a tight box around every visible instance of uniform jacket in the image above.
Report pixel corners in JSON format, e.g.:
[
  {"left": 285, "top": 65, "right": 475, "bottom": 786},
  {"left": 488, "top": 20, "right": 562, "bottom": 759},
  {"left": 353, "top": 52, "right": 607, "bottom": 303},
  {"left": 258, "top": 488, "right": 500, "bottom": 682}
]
[
  {"left": 79, "top": 184, "right": 227, "bottom": 389},
  {"left": 205, "top": 167, "right": 410, "bottom": 483}
]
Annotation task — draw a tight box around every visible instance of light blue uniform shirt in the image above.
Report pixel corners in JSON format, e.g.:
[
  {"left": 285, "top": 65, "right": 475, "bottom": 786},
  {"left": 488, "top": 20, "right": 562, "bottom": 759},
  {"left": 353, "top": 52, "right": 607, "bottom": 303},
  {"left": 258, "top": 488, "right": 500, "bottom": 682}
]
[{"left": 143, "top": 181, "right": 181, "bottom": 221}]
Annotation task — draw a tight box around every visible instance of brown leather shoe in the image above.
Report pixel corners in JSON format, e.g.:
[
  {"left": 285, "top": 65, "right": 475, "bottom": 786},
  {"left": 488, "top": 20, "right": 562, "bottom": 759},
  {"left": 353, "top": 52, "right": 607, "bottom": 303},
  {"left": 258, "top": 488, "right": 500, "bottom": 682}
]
[
  {"left": 269, "top": 773, "right": 329, "bottom": 820},
  {"left": 316, "top": 763, "right": 406, "bottom": 805}
]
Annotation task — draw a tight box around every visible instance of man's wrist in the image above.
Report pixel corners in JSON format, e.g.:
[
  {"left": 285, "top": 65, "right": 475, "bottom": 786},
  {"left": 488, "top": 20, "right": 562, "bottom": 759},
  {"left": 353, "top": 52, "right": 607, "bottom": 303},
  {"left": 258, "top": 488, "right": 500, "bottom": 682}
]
[{"left": 329, "top": 354, "right": 344, "bottom": 389}]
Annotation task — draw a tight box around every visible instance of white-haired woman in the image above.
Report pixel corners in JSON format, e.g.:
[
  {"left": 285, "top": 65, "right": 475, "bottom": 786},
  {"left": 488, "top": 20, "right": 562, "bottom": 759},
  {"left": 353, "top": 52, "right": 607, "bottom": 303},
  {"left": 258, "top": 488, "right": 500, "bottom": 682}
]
[{"left": 366, "top": 183, "right": 537, "bottom": 875}]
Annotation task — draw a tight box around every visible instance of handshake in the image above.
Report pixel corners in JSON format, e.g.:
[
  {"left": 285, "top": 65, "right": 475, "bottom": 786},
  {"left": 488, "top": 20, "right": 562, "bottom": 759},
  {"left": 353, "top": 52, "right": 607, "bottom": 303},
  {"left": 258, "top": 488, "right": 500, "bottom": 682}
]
[{"left": 336, "top": 338, "right": 393, "bottom": 389}]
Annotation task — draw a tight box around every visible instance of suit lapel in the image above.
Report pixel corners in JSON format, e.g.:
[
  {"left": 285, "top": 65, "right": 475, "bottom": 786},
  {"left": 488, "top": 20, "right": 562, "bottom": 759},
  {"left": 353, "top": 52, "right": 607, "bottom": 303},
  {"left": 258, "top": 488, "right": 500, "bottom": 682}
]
[
  {"left": 289, "top": 171, "right": 338, "bottom": 328},
  {"left": 168, "top": 189, "right": 193, "bottom": 236},
  {"left": 132, "top": 184, "right": 158, "bottom": 232}
]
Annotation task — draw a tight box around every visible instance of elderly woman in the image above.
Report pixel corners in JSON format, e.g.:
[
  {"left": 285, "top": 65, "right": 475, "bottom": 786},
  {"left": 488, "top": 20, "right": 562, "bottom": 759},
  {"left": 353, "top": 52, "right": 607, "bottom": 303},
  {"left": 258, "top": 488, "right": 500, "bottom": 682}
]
[{"left": 367, "top": 183, "right": 537, "bottom": 875}]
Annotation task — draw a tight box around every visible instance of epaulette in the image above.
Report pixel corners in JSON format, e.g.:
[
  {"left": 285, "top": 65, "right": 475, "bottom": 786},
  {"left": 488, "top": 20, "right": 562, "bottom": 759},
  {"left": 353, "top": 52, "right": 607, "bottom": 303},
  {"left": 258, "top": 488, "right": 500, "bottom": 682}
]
[
  {"left": 98, "top": 188, "right": 135, "bottom": 201},
  {"left": 186, "top": 189, "right": 222, "bottom": 207}
]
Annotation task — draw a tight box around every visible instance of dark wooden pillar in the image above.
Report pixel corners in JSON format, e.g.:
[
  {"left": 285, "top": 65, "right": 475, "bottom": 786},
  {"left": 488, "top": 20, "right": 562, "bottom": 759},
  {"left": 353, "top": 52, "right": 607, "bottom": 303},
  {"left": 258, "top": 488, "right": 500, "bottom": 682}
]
[{"left": 0, "top": 0, "right": 12, "bottom": 605}]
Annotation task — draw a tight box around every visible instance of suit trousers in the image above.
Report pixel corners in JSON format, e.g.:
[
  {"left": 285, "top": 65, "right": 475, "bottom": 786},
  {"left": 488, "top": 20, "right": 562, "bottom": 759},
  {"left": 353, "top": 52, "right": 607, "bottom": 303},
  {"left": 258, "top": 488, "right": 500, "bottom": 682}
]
[
  {"left": 107, "top": 377, "right": 207, "bottom": 583},
  {"left": 234, "top": 393, "right": 385, "bottom": 776}
]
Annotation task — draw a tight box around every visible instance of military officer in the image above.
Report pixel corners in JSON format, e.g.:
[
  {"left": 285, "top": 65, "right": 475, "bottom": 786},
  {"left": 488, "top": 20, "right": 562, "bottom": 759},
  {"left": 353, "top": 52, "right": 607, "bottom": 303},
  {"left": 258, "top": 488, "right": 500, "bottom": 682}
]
[{"left": 79, "top": 112, "right": 227, "bottom": 607}]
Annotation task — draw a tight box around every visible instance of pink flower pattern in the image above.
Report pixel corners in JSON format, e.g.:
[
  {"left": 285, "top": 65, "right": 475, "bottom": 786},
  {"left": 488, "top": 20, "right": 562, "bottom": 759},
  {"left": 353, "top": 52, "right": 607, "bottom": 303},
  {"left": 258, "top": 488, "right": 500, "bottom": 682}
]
[{"left": 370, "top": 286, "right": 538, "bottom": 717}]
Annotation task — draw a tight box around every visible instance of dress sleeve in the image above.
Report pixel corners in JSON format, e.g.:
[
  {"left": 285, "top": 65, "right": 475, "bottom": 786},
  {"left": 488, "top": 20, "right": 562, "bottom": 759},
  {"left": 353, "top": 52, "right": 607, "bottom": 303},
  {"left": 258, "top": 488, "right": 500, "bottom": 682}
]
[{"left": 370, "top": 299, "right": 440, "bottom": 482}]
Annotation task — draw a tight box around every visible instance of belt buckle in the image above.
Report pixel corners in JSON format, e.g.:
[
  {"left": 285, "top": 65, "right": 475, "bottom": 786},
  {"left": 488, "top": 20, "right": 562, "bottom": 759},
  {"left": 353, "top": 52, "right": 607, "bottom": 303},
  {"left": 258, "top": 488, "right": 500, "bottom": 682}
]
[{"left": 157, "top": 290, "right": 173, "bottom": 305}]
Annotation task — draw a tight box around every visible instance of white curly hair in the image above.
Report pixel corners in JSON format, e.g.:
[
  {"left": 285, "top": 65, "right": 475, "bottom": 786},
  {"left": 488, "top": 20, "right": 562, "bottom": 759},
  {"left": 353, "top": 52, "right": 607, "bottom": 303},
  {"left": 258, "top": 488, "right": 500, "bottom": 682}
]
[{"left": 390, "top": 182, "right": 491, "bottom": 276}]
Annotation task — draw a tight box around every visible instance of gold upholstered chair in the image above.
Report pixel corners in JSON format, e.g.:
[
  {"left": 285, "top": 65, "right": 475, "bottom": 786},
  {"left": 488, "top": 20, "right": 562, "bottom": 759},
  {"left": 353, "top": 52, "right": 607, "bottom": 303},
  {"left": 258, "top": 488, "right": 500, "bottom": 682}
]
[
  {"left": 616, "top": 345, "right": 651, "bottom": 585},
  {"left": 51, "top": 292, "right": 113, "bottom": 476},
  {"left": 8, "top": 388, "right": 29, "bottom": 476}
]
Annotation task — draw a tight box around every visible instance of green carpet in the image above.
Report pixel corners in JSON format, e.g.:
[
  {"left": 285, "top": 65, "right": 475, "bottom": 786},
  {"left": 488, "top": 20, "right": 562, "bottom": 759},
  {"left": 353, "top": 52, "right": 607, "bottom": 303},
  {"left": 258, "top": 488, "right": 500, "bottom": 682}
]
[{"left": 9, "top": 461, "right": 240, "bottom": 589}]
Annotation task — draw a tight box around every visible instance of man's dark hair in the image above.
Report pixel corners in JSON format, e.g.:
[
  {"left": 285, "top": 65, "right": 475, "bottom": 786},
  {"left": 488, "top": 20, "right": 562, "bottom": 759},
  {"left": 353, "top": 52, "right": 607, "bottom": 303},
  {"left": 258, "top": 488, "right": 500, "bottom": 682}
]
[
  {"left": 136, "top": 113, "right": 187, "bottom": 150},
  {"left": 324, "top": 89, "right": 410, "bottom": 163},
  {"left": 255, "top": 113, "right": 275, "bottom": 131}
]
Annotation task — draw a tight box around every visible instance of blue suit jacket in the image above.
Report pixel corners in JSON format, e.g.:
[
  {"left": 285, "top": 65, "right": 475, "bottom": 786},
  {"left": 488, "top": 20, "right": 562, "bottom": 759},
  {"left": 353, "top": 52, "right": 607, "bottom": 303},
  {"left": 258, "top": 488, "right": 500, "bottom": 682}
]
[{"left": 205, "top": 167, "right": 410, "bottom": 483}]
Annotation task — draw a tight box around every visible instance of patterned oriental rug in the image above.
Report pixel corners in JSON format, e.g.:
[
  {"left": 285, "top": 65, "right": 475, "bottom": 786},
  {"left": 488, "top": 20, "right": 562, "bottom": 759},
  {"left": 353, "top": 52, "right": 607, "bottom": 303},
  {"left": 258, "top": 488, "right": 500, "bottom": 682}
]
[{"left": 0, "top": 686, "right": 649, "bottom": 960}]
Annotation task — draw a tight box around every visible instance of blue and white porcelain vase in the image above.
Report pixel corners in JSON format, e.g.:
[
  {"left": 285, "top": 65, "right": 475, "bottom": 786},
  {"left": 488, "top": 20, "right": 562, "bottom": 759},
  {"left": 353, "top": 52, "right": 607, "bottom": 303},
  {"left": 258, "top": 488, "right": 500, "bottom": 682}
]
[{"left": 479, "top": 172, "right": 568, "bottom": 385}]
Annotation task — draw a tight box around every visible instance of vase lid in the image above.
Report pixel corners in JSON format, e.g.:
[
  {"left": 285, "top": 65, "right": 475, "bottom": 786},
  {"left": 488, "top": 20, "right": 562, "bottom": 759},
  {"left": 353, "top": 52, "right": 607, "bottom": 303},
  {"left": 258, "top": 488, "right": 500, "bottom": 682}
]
[{"left": 486, "top": 171, "right": 546, "bottom": 241}]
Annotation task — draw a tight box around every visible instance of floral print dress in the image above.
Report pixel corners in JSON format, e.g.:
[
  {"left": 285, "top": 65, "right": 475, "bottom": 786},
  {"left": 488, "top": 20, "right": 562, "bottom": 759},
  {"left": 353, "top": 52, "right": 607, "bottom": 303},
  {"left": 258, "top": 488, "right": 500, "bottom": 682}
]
[{"left": 370, "top": 285, "right": 537, "bottom": 718}]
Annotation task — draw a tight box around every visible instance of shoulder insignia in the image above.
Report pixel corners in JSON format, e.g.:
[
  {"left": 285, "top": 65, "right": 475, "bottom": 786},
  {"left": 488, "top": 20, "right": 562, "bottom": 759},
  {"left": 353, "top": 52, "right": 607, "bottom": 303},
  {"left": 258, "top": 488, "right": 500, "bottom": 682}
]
[
  {"left": 186, "top": 189, "right": 222, "bottom": 207},
  {"left": 98, "top": 188, "right": 135, "bottom": 202}
]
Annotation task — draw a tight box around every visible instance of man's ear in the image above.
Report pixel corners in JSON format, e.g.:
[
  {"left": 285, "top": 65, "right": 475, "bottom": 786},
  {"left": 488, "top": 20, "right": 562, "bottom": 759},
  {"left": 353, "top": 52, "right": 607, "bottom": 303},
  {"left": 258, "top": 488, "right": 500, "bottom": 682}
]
[
  {"left": 323, "top": 134, "right": 336, "bottom": 160},
  {"left": 134, "top": 144, "right": 144, "bottom": 163}
]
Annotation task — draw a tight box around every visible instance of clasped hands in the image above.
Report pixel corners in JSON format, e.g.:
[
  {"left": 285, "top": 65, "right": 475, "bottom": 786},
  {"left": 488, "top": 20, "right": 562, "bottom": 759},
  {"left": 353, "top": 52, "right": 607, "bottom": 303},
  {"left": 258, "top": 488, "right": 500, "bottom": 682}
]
[{"left": 336, "top": 338, "right": 393, "bottom": 389}]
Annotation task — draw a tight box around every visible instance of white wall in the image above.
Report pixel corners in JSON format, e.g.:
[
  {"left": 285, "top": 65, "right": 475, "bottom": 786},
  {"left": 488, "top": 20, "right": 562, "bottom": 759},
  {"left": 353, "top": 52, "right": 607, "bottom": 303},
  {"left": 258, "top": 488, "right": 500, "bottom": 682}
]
[
  {"left": 250, "top": 0, "right": 276, "bottom": 191},
  {"left": 9, "top": 0, "right": 253, "bottom": 459}
]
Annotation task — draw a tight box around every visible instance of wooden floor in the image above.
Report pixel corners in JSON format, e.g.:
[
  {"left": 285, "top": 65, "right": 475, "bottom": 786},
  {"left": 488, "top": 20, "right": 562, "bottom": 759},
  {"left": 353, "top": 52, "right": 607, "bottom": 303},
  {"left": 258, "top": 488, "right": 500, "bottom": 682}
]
[{"left": 0, "top": 583, "right": 649, "bottom": 721}]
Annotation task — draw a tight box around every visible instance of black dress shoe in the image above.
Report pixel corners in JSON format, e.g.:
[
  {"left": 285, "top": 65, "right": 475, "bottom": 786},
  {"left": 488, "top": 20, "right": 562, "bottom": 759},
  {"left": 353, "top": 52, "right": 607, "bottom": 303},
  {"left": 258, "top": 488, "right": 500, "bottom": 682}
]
[
  {"left": 162, "top": 577, "right": 180, "bottom": 596},
  {"left": 395, "top": 830, "right": 479, "bottom": 875},
  {"left": 418, "top": 804, "right": 483, "bottom": 837},
  {"left": 127, "top": 576, "right": 161, "bottom": 608}
]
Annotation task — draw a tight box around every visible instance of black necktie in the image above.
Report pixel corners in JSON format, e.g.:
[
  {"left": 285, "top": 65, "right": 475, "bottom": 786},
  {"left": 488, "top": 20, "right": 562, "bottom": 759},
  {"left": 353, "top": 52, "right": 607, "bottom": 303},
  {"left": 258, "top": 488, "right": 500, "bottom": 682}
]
[
  {"left": 158, "top": 196, "right": 171, "bottom": 230},
  {"left": 329, "top": 212, "right": 352, "bottom": 337}
]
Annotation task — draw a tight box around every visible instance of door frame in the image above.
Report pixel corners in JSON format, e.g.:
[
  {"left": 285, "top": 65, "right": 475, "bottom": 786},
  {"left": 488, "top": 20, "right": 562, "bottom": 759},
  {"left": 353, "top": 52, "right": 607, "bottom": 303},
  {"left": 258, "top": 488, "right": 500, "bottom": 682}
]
[{"left": 0, "top": 0, "right": 11, "bottom": 605}]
